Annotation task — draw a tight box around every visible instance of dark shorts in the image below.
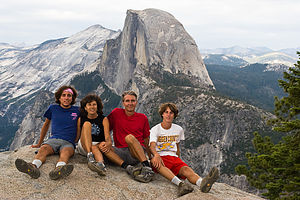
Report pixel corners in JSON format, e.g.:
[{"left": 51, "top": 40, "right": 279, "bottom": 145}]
[
  {"left": 43, "top": 138, "right": 74, "bottom": 154},
  {"left": 153, "top": 155, "right": 188, "bottom": 179},
  {"left": 112, "top": 146, "right": 141, "bottom": 166}
]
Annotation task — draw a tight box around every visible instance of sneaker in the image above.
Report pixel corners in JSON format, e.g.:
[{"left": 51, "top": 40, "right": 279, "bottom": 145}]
[
  {"left": 178, "top": 182, "right": 194, "bottom": 196},
  {"left": 134, "top": 166, "right": 154, "bottom": 183},
  {"left": 49, "top": 164, "right": 74, "bottom": 180},
  {"left": 126, "top": 164, "right": 142, "bottom": 177},
  {"left": 88, "top": 161, "right": 107, "bottom": 176},
  {"left": 15, "top": 158, "right": 40, "bottom": 179},
  {"left": 200, "top": 166, "right": 220, "bottom": 193}
]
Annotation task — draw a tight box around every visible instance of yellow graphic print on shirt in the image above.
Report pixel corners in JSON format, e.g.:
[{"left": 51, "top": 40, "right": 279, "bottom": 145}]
[{"left": 157, "top": 135, "right": 179, "bottom": 151}]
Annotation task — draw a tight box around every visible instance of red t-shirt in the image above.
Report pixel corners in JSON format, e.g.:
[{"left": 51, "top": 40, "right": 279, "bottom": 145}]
[{"left": 107, "top": 108, "right": 150, "bottom": 148}]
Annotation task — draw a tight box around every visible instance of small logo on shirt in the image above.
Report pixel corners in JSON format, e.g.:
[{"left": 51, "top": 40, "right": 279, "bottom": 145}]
[{"left": 71, "top": 113, "right": 78, "bottom": 120}]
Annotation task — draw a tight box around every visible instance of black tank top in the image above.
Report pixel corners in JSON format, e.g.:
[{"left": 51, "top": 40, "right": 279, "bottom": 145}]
[{"left": 80, "top": 114, "right": 105, "bottom": 142}]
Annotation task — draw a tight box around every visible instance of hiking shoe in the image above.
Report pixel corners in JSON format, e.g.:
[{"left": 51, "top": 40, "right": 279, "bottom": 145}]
[
  {"left": 126, "top": 164, "right": 142, "bottom": 177},
  {"left": 178, "top": 182, "right": 194, "bottom": 196},
  {"left": 49, "top": 164, "right": 74, "bottom": 180},
  {"left": 200, "top": 166, "right": 220, "bottom": 193},
  {"left": 15, "top": 158, "right": 40, "bottom": 179},
  {"left": 134, "top": 166, "right": 154, "bottom": 183},
  {"left": 88, "top": 161, "right": 107, "bottom": 176}
]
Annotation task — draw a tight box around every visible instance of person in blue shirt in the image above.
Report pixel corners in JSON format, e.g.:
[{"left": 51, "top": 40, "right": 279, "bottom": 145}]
[{"left": 15, "top": 85, "right": 80, "bottom": 180}]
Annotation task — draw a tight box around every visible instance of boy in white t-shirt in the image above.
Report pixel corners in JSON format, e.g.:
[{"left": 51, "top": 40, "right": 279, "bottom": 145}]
[{"left": 149, "top": 103, "right": 219, "bottom": 197}]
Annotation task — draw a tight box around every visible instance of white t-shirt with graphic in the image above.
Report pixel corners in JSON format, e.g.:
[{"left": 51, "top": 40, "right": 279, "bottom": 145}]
[{"left": 150, "top": 123, "right": 185, "bottom": 157}]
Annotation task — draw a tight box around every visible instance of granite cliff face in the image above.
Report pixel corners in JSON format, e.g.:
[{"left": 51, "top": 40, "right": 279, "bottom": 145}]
[
  {"left": 99, "top": 9, "right": 213, "bottom": 95},
  {"left": 0, "top": 146, "right": 263, "bottom": 200},
  {"left": 9, "top": 91, "right": 53, "bottom": 150}
]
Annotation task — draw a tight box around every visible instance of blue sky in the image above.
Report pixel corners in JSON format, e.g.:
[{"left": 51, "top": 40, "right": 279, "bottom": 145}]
[{"left": 0, "top": 0, "right": 299, "bottom": 50}]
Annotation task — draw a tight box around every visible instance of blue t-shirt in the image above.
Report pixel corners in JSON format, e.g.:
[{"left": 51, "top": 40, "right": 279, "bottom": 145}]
[{"left": 44, "top": 104, "right": 80, "bottom": 146}]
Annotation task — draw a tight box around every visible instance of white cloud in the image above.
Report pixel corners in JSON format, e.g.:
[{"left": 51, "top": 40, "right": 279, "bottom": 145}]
[{"left": 0, "top": 0, "right": 299, "bottom": 49}]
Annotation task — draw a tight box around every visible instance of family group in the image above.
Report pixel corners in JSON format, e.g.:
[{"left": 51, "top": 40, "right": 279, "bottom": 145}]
[{"left": 15, "top": 85, "right": 219, "bottom": 197}]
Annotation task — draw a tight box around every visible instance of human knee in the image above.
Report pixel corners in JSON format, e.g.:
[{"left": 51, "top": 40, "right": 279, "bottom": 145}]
[
  {"left": 39, "top": 144, "right": 53, "bottom": 154},
  {"left": 81, "top": 122, "right": 92, "bottom": 135},
  {"left": 180, "top": 166, "right": 194, "bottom": 176},
  {"left": 125, "top": 134, "right": 138, "bottom": 145},
  {"left": 125, "top": 134, "right": 137, "bottom": 144}
]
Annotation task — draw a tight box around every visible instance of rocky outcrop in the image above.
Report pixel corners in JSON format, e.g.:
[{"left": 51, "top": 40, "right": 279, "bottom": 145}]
[
  {"left": 99, "top": 8, "right": 213, "bottom": 95},
  {"left": 9, "top": 91, "right": 53, "bottom": 151},
  {"left": 0, "top": 146, "right": 263, "bottom": 200}
]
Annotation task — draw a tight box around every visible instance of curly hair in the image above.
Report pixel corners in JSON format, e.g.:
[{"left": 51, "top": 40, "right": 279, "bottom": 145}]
[
  {"left": 158, "top": 102, "right": 179, "bottom": 119},
  {"left": 80, "top": 94, "right": 103, "bottom": 117},
  {"left": 54, "top": 85, "right": 77, "bottom": 105}
]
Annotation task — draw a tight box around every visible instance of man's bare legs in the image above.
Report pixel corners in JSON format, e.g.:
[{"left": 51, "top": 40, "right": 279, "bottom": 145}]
[
  {"left": 155, "top": 164, "right": 194, "bottom": 196},
  {"left": 125, "top": 134, "right": 154, "bottom": 182},
  {"left": 49, "top": 146, "right": 75, "bottom": 180},
  {"left": 178, "top": 166, "right": 201, "bottom": 184},
  {"left": 179, "top": 165, "right": 220, "bottom": 193},
  {"left": 35, "top": 144, "right": 54, "bottom": 163},
  {"left": 125, "top": 134, "right": 147, "bottom": 162}
]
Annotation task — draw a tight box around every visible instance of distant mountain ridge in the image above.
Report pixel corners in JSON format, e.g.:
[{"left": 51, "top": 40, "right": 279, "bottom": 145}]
[
  {"left": 0, "top": 24, "right": 120, "bottom": 102},
  {"left": 201, "top": 46, "right": 299, "bottom": 67},
  {"left": 206, "top": 63, "right": 286, "bottom": 111}
]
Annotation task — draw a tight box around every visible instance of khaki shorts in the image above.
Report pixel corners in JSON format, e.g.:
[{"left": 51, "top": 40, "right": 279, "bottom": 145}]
[
  {"left": 43, "top": 138, "right": 74, "bottom": 154},
  {"left": 76, "top": 139, "right": 100, "bottom": 156}
]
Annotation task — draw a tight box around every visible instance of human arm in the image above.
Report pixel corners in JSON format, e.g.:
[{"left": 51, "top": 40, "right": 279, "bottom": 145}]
[
  {"left": 74, "top": 117, "right": 81, "bottom": 143},
  {"left": 149, "top": 141, "right": 164, "bottom": 169},
  {"left": 176, "top": 142, "right": 181, "bottom": 157},
  {"left": 143, "top": 137, "right": 152, "bottom": 159},
  {"left": 99, "top": 117, "right": 112, "bottom": 153},
  {"left": 31, "top": 118, "right": 51, "bottom": 148}
]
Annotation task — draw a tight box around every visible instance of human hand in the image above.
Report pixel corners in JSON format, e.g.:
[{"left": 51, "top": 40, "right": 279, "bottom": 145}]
[
  {"left": 150, "top": 154, "right": 164, "bottom": 169},
  {"left": 99, "top": 142, "right": 111, "bottom": 153},
  {"left": 31, "top": 143, "right": 41, "bottom": 148}
]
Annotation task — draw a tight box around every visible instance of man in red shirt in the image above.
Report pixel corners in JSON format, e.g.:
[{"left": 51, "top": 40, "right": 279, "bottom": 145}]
[{"left": 107, "top": 90, "right": 154, "bottom": 182}]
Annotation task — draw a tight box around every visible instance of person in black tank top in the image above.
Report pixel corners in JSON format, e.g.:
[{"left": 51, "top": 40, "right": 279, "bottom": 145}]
[{"left": 78, "top": 94, "right": 110, "bottom": 176}]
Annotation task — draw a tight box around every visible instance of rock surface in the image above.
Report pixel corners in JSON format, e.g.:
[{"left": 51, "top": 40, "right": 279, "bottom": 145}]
[
  {"left": 99, "top": 8, "right": 213, "bottom": 95},
  {"left": 0, "top": 146, "right": 263, "bottom": 200}
]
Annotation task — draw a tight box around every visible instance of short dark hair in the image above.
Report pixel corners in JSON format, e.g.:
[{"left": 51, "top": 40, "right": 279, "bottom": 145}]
[
  {"left": 159, "top": 103, "right": 179, "bottom": 119},
  {"left": 122, "top": 90, "right": 137, "bottom": 102},
  {"left": 80, "top": 94, "right": 103, "bottom": 116},
  {"left": 55, "top": 85, "right": 77, "bottom": 105}
]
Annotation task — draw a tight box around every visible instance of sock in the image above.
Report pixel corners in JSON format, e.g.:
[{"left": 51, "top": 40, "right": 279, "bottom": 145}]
[
  {"left": 87, "top": 152, "right": 93, "bottom": 157},
  {"left": 196, "top": 177, "right": 203, "bottom": 186},
  {"left": 142, "top": 160, "right": 150, "bottom": 167},
  {"left": 32, "top": 159, "right": 42, "bottom": 168},
  {"left": 171, "top": 176, "right": 183, "bottom": 186},
  {"left": 121, "top": 162, "right": 129, "bottom": 169},
  {"left": 56, "top": 161, "right": 66, "bottom": 167}
]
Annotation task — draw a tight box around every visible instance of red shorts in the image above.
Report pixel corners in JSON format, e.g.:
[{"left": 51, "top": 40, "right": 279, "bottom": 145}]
[{"left": 153, "top": 155, "right": 188, "bottom": 178}]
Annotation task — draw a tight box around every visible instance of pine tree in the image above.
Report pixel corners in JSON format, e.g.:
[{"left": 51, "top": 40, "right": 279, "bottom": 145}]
[{"left": 235, "top": 52, "right": 300, "bottom": 200}]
